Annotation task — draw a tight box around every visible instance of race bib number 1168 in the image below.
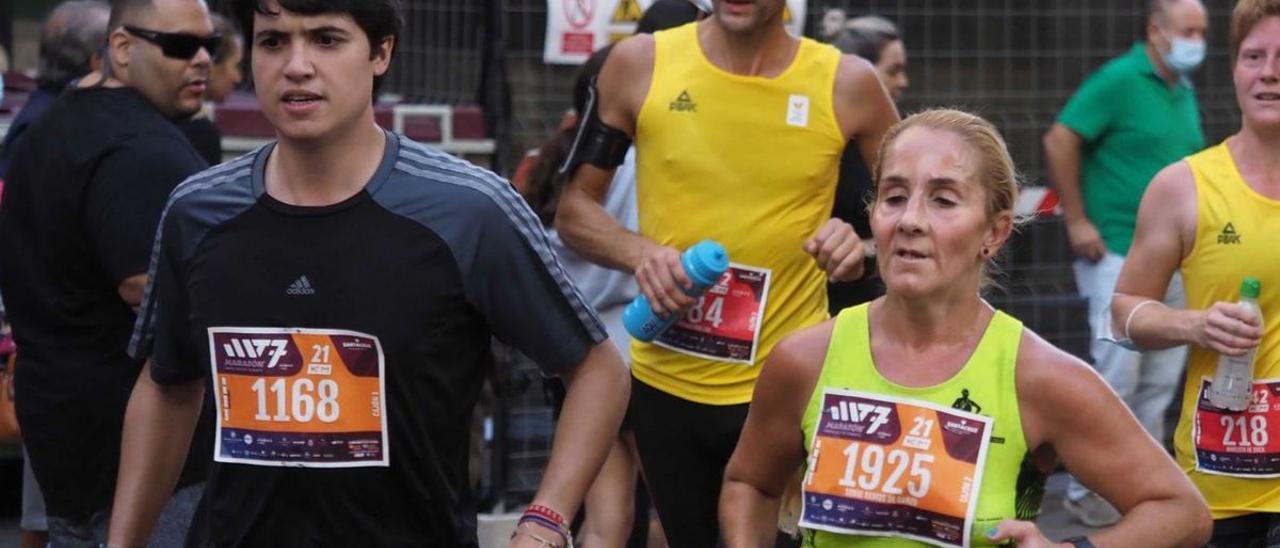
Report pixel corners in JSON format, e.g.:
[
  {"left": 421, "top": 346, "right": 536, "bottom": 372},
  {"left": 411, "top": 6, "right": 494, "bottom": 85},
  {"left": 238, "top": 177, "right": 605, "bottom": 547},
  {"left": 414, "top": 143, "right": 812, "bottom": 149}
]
[{"left": 208, "top": 327, "right": 389, "bottom": 468}]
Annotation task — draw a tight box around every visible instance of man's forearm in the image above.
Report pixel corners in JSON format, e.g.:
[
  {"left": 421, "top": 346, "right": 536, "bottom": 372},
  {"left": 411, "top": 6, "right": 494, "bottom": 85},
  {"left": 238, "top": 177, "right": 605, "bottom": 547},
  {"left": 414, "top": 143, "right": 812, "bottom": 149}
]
[
  {"left": 1043, "top": 130, "right": 1087, "bottom": 222},
  {"left": 529, "top": 342, "right": 629, "bottom": 517},
  {"left": 555, "top": 180, "right": 652, "bottom": 273},
  {"left": 108, "top": 363, "right": 204, "bottom": 548},
  {"left": 1113, "top": 293, "right": 1196, "bottom": 350},
  {"left": 720, "top": 481, "right": 782, "bottom": 548}
]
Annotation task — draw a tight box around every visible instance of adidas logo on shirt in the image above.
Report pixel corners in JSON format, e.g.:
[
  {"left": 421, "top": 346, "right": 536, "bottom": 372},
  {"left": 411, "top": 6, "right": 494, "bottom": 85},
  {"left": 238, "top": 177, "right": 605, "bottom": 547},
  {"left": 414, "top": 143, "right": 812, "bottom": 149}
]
[
  {"left": 669, "top": 90, "right": 697, "bottom": 113},
  {"left": 287, "top": 275, "right": 316, "bottom": 295},
  {"left": 1217, "top": 223, "right": 1242, "bottom": 245}
]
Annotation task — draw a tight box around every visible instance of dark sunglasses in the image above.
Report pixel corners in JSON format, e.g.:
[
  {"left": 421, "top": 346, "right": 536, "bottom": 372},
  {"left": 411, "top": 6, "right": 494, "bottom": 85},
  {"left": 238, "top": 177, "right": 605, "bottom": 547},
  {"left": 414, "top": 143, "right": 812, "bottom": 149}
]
[{"left": 124, "top": 26, "right": 221, "bottom": 60}]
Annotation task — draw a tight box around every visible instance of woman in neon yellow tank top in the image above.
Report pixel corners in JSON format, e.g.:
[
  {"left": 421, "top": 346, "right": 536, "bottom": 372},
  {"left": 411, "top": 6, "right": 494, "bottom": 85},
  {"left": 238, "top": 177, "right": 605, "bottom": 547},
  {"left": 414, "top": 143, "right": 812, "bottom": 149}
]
[
  {"left": 720, "top": 110, "right": 1210, "bottom": 547},
  {"left": 1111, "top": 1, "right": 1280, "bottom": 542}
]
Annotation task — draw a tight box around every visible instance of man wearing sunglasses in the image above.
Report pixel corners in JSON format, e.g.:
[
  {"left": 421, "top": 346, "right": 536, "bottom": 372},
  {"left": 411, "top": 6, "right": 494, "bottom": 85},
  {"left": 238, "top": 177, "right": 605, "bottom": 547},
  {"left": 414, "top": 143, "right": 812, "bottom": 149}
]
[{"left": 0, "top": 0, "right": 217, "bottom": 545}]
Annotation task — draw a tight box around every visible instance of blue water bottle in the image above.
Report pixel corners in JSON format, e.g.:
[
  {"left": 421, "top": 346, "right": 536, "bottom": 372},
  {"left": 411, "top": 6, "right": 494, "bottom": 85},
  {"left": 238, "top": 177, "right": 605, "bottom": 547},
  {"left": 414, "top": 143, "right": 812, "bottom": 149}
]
[{"left": 623, "top": 240, "right": 730, "bottom": 342}]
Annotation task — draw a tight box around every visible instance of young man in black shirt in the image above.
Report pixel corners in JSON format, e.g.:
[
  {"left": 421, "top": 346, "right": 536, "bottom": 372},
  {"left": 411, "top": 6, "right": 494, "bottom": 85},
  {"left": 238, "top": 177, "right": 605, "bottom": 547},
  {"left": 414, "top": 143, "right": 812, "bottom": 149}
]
[
  {"left": 0, "top": 0, "right": 216, "bottom": 545},
  {"left": 107, "top": 1, "right": 630, "bottom": 546}
]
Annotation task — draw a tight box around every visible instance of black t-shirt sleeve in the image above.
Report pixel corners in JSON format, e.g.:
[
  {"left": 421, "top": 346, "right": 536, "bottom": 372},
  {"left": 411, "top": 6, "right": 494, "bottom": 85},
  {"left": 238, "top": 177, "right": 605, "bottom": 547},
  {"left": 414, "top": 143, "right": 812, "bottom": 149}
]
[
  {"left": 832, "top": 142, "right": 875, "bottom": 239},
  {"left": 180, "top": 118, "right": 225, "bottom": 166},
  {"left": 131, "top": 200, "right": 202, "bottom": 384},
  {"left": 461, "top": 194, "right": 606, "bottom": 375},
  {"left": 84, "top": 135, "right": 206, "bottom": 285}
]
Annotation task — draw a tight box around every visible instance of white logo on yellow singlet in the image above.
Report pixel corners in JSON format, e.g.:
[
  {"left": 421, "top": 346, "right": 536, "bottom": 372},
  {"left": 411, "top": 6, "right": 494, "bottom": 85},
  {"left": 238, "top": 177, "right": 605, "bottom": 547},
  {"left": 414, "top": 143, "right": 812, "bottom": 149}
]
[{"left": 787, "top": 94, "right": 810, "bottom": 127}]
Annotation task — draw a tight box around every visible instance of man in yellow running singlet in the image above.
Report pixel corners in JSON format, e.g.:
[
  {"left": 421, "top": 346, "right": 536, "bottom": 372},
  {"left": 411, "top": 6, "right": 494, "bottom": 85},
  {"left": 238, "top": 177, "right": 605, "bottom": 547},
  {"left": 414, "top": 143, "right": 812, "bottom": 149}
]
[
  {"left": 556, "top": 0, "right": 899, "bottom": 545},
  {"left": 1113, "top": 0, "right": 1280, "bottom": 543}
]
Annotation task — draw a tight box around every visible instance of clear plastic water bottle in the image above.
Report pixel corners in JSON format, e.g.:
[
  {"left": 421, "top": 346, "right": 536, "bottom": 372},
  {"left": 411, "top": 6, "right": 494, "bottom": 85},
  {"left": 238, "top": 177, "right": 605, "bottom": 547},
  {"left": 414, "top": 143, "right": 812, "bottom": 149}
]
[
  {"left": 1209, "top": 277, "right": 1263, "bottom": 411},
  {"left": 623, "top": 240, "right": 729, "bottom": 342}
]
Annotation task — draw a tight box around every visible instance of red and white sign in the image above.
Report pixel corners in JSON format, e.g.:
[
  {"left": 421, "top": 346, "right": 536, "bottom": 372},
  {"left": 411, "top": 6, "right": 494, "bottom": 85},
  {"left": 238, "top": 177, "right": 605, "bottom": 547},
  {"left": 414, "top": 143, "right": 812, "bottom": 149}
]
[{"left": 544, "top": 0, "right": 807, "bottom": 65}]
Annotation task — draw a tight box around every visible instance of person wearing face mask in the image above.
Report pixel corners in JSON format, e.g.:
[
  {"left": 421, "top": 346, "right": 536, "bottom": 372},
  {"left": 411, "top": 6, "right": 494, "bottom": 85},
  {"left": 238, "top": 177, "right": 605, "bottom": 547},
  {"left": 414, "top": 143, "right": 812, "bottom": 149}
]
[
  {"left": 1041, "top": 0, "right": 1206, "bottom": 528},
  {"left": 1112, "top": 0, "right": 1280, "bottom": 541}
]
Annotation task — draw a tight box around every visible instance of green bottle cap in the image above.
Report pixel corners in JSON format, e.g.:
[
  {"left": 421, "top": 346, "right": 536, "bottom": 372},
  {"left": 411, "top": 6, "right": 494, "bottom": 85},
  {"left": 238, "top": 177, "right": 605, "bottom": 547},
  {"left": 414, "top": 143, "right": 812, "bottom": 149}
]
[{"left": 1242, "top": 277, "right": 1261, "bottom": 300}]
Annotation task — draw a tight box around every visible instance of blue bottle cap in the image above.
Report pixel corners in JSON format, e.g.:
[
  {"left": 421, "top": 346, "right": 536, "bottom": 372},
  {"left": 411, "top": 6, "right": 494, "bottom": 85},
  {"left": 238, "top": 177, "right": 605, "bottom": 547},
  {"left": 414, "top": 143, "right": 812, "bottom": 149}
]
[{"left": 685, "top": 240, "right": 730, "bottom": 285}]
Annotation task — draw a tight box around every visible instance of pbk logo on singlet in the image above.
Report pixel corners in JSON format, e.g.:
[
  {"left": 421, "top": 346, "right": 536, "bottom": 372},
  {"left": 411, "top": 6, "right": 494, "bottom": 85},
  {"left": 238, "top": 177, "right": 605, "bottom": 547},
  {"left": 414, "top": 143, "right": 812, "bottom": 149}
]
[
  {"left": 1218, "top": 223, "right": 1242, "bottom": 245},
  {"left": 670, "top": 90, "right": 697, "bottom": 112}
]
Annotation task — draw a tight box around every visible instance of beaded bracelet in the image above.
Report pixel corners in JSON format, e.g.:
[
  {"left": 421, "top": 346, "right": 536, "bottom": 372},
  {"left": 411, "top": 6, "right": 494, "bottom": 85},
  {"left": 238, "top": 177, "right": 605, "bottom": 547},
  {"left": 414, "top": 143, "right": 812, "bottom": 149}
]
[
  {"left": 518, "top": 505, "right": 573, "bottom": 548},
  {"left": 525, "top": 504, "right": 567, "bottom": 526}
]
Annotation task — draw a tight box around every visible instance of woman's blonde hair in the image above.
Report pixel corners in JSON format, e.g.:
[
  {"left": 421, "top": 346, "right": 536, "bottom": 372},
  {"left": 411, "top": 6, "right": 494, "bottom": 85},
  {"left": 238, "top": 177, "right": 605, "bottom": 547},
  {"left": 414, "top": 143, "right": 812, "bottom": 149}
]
[{"left": 872, "top": 108, "right": 1020, "bottom": 221}]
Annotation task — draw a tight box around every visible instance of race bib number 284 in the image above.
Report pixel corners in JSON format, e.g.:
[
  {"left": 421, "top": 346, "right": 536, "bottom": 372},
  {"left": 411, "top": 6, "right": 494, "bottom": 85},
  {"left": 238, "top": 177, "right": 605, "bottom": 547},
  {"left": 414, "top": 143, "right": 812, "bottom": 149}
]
[
  {"left": 654, "top": 264, "right": 771, "bottom": 364},
  {"left": 800, "top": 389, "right": 992, "bottom": 548},
  {"left": 208, "top": 327, "right": 389, "bottom": 468}
]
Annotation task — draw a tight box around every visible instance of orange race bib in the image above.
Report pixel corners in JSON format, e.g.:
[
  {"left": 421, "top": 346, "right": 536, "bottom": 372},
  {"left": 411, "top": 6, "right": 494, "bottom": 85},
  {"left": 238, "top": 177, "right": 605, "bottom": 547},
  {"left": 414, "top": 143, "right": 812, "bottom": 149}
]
[
  {"left": 800, "top": 389, "right": 992, "bottom": 548},
  {"left": 208, "top": 327, "right": 389, "bottom": 468},
  {"left": 1194, "top": 378, "right": 1280, "bottom": 478},
  {"left": 654, "top": 264, "right": 771, "bottom": 364}
]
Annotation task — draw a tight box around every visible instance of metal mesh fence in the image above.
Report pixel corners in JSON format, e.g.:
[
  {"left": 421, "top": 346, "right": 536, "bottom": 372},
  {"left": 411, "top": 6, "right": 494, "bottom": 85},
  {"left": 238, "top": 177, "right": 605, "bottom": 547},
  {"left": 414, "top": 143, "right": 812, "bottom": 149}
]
[
  {"left": 210, "top": 1, "right": 1240, "bottom": 180},
  {"left": 206, "top": 1, "right": 1238, "bottom": 179},
  {"left": 482, "top": 0, "right": 1237, "bottom": 177}
]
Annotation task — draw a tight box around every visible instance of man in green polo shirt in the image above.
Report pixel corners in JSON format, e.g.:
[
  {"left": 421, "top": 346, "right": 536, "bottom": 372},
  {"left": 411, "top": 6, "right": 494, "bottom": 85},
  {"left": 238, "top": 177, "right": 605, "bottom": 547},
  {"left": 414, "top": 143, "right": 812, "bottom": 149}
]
[{"left": 1042, "top": 0, "right": 1206, "bottom": 528}]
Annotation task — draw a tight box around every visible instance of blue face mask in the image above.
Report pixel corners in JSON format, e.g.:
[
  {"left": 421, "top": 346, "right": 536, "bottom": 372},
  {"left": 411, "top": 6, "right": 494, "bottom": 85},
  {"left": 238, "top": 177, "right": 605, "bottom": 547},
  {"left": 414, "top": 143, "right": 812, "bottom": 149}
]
[{"left": 1163, "top": 34, "right": 1206, "bottom": 74}]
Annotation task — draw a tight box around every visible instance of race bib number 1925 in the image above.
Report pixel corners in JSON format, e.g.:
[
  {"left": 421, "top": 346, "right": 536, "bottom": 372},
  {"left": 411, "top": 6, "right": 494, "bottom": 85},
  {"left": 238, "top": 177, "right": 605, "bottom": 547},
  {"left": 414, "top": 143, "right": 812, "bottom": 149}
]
[
  {"left": 800, "top": 389, "right": 992, "bottom": 548},
  {"left": 208, "top": 327, "right": 389, "bottom": 468}
]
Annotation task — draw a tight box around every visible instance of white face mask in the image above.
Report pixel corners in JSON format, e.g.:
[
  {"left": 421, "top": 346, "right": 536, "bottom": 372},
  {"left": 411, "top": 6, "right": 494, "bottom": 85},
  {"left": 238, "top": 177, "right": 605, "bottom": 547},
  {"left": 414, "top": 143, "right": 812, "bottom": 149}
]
[{"left": 688, "top": 0, "right": 713, "bottom": 13}]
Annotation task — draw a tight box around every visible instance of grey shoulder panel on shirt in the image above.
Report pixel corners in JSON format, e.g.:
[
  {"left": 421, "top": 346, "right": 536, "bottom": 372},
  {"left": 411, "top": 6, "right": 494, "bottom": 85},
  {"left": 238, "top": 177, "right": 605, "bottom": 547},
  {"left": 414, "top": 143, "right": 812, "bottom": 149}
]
[
  {"left": 128, "top": 151, "right": 260, "bottom": 358},
  {"left": 374, "top": 137, "right": 606, "bottom": 343},
  {"left": 158, "top": 150, "right": 260, "bottom": 259}
]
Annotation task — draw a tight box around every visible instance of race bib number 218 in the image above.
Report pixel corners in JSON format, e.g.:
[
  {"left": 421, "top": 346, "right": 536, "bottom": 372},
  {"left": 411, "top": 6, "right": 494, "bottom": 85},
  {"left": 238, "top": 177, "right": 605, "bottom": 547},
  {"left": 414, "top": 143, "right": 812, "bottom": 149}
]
[
  {"left": 1194, "top": 378, "right": 1280, "bottom": 478},
  {"left": 208, "top": 327, "right": 389, "bottom": 468}
]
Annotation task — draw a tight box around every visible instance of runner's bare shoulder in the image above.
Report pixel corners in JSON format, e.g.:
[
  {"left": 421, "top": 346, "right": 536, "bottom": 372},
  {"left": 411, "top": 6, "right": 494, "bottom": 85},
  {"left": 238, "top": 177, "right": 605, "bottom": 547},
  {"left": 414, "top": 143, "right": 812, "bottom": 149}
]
[
  {"left": 1141, "top": 159, "right": 1198, "bottom": 252},
  {"left": 1014, "top": 329, "right": 1111, "bottom": 451},
  {"left": 834, "top": 53, "right": 880, "bottom": 94},
  {"left": 832, "top": 53, "right": 896, "bottom": 141},
  {"left": 598, "top": 33, "right": 657, "bottom": 128}
]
